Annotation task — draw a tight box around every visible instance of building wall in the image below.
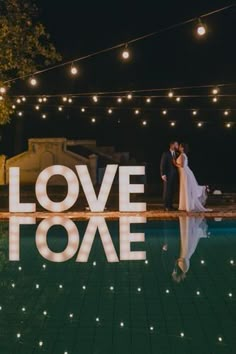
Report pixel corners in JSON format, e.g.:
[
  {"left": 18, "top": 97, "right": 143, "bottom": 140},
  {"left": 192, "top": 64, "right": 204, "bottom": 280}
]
[{"left": 4, "top": 138, "right": 97, "bottom": 185}]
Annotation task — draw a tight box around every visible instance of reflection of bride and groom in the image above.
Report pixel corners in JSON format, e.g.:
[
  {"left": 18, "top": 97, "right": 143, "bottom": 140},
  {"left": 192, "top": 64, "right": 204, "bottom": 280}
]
[
  {"left": 160, "top": 141, "right": 211, "bottom": 212},
  {"left": 163, "top": 217, "right": 208, "bottom": 283}
]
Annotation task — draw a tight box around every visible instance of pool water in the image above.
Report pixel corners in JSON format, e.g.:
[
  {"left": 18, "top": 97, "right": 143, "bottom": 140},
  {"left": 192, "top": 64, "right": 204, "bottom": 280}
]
[{"left": 0, "top": 217, "right": 235, "bottom": 354}]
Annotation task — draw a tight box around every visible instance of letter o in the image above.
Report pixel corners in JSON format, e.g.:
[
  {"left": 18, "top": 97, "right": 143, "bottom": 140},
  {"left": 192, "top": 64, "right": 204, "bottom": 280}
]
[
  {"left": 36, "top": 216, "right": 79, "bottom": 262},
  {"left": 35, "top": 165, "right": 79, "bottom": 212}
]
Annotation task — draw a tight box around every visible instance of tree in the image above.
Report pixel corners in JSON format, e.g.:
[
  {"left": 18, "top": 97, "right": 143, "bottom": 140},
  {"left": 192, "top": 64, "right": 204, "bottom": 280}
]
[{"left": 0, "top": 0, "right": 61, "bottom": 124}]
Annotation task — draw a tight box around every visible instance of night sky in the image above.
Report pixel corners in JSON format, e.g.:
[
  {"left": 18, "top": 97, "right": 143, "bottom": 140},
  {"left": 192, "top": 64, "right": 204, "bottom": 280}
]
[{"left": 1, "top": 0, "right": 236, "bottom": 188}]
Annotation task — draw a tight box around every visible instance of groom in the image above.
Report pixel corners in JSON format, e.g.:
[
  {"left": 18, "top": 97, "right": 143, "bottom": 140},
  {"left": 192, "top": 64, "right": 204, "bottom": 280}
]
[{"left": 160, "top": 141, "right": 179, "bottom": 211}]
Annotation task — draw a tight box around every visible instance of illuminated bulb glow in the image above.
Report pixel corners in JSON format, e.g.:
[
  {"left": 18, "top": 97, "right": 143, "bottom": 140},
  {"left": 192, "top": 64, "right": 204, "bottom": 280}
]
[
  {"left": 122, "top": 50, "right": 130, "bottom": 59},
  {"left": 35, "top": 105, "right": 40, "bottom": 110},
  {"left": 30, "top": 77, "right": 37, "bottom": 86},
  {"left": 197, "top": 122, "right": 203, "bottom": 127},
  {"left": 108, "top": 109, "right": 113, "bottom": 114},
  {"left": 81, "top": 108, "right": 85, "bottom": 112},
  {"left": 0, "top": 87, "right": 6, "bottom": 94},
  {"left": 70, "top": 65, "right": 78, "bottom": 75},
  {"left": 142, "top": 120, "right": 147, "bottom": 126},
  {"left": 176, "top": 97, "right": 181, "bottom": 102},
  {"left": 212, "top": 97, "right": 218, "bottom": 102},
  {"left": 42, "top": 114, "right": 47, "bottom": 119},
  {"left": 224, "top": 110, "right": 229, "bottom": 116},
  {"left": 170, "top": 122, "right": 175, "bottom": 126},
  {"left": 162, "top": 110, "right": 167, "bottom": 115},
  {"left": 180, "top": 332, "right": 185, "bottom": 337},
  {"left": 226, "top": 123, "right": 231, "bottom": 128},
  {"left": 192, "top": 110, "right": 198, "bottom": 115},
  {"left": 146, "top": 98, "right": 151, "bottom": 103},
  {"left": 212, "top": 88, "right": 219, "bottom": 95},
  {"left": 62, "top": 97, "right": 67, "bottom": 102},
  {"left": 127, "top": 94, "right": 132, "bottom": 100},
  {"left": 58, "top": 106, "right": 63, "bottom": 111},
  {"left": 91, "top": 118, "right": 96, "bottom": 123},
  {"left": 135, "top": 109, "right": 140, "bottom": 115},
  {"left": 168, "top": 91, "right": 174, "bottom": 98},
  {"left": 117, "top": 97, "right": 122, "bottom": 103},
  {"left": 93, "top": 95, "right": 98, "bottom": 102},
  {"left": 197, "top": 25, "right": 206, "bottom": 36}
]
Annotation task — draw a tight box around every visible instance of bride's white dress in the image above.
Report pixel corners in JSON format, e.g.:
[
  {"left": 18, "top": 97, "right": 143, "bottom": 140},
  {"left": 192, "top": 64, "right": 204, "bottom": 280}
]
[{"left": 177, "top": 153, "right": 208, "bottom": 212}]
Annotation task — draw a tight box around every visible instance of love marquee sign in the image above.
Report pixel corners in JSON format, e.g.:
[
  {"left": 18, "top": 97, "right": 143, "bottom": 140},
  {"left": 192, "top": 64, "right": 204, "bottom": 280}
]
[
  {"left": 7, "top": 164, "right": 147, "bottom": 263},
  {"left": 9, "top": 165, "right": 146, "bottom": 212}
]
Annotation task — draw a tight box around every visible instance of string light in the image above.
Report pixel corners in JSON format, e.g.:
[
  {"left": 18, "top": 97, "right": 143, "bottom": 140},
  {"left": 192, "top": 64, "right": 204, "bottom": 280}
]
[
  {"left": 35, "top": 105, "right": 40, "bottom": 110},
  {"left": 42, "top": 97, "right": 47, "bottom": 102},
  {"left": 224, "top": 110, "right": 229, "bottom": 116},
  {"left": 81, "top": 107, "right": 85, "bottom": 112},
  {"left": 142, "top": 120, "right": 147, "bottom": 126},
  {"left": 16, "top": 333, "right": 21, "bottom": 339},
  {"left": 42, "top": 114, "right": 47, "bottom": 119},
  {"left": 38, "top": 98, "right": 43, "bottom": 103},
  {"left": 22, "top": 96, "right": 26, "bottom": 102},
  {"left": 0, "top": 87, "right": 6, "bottom": 94},
  {"left": 70, "top": 63, "right": 78, "bottom": 75},
  {"left": 58, "top": 106, "right": 63, "bottom": 111},
  {"left": 18, "top": 111, "right": 23, "bottom": 116},
  {"left": 91, "top": 117, "right": 96, "bottom": 123},
  {"left": 108, "top": 108, "right": 113, "bottom": 114},
  {"left": 196, "top": 18, "right": 207, "bottom": 37},
  {"left": 62, "top": 96, "right": 68, "bottom": 102},
  {"left": 212, "top": 87, "right": 219, "bottom": 95},
  {"left": 39, "top": 341, "right": 43, "bottom": 347},
  {"left": 29, "top": 77, "right": 38, "bottom": 86},
  {"left": 93, "top": 95, "right": 98, "bottom": 102},
  {"left": 135, "top": 109, "right": 140, "bottom": 115},
  {"left": 146, "top": 97, "right": 151, "bottom": 103},
  {"left": 16, "top": 98, "right": 21, "bottom": 104},
  {"left": 162, "top": 110, "right": 167, "bottom": 115},
  {"left": 120, "top": 322, "right": 124, "bottom": 327},
  {"left": 180, "top": 332, "right": 185, "bottom": 337},
  {"left": 176, "top": 96, "right": 181, "bottom": 102},
  {"left": 170, "top": 121, "right": 176, "bottom": 127},
  {"left": 226, "top": 122, "right": 231, "bottom": 128},
  {"left": 212, "top": 97, "right": 218, "bottom": 102},
  {"left": 218, "top": 337, "right": 223, "bottom": 342},
  {"left": 117, "top": 97, "right": 122, "bottom": 103},
  {"left": 127, "top": 93, "right": 132, "bottom": 100},
  {"left": 121, "top": 44, "right": 130, "bottom": 60},
  {"left": 192, "top": 110, "right": 198, "bottom": 115},
  {"left": 0, "top": 95, "right": 3, "bottom": 101},
  {"left": 197, "top": 122, "right": 203, "bottom": 127},
  {"left": 168, "top": 91, "right": 174, "bottom": 98},
  {"left": 68, "top": 98, "right": 73, "bottom": 103},
  {"left": 12, "top": 105, "right": 16, "bottom": 109}
]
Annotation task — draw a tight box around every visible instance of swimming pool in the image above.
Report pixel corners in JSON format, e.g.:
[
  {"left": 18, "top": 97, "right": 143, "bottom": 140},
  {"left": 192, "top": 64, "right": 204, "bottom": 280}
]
[{"left": 0, "top": 217, "right": 235, "bottom": 354}]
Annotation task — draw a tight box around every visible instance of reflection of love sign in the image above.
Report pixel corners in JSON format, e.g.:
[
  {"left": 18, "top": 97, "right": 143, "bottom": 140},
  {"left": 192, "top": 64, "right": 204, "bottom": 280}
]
[
  {"left": 9, "top": 165, "right": 146, "bottom": 212},
  {"left": 9, "top": 216, "right": 146, "bottom": 262}
]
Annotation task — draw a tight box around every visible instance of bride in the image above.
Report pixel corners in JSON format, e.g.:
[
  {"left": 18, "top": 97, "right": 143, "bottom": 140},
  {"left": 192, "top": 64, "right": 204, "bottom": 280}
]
[{"left": 173, "top": 143, "right": 210, "bottom": 212}]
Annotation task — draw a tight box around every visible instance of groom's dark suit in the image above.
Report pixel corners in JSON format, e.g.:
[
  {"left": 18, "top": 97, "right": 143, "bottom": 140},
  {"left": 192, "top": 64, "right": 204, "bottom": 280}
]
[{"left": 160, "top": 150, "right": 178, "bottom": 209}]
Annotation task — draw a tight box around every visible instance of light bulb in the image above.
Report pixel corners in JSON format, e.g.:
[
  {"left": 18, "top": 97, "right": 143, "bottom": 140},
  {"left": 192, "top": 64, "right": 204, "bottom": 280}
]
[
  {"left": 176, "top": 97, "right": 181, "bottom": 102},
  {"left": 135, "top": 109, "right": 140, "bottom": 115},
  {"left": 22, "top": 97, "right": 26, "bottom": 102},
  {"left": 91, "top": 117, "right": 96, "bottom": 123},
  {"left": 218, "top": 337, "right": 223, "bottom": 342},
  {"left": 127, "top": 93, "right": 132, "bottom": 100},
  {"left": 17, "top": 333, "right": 21, "bottom": 339},
  {"left": 43, "top": 311, "right": 47, "bottom": 316},
  {"left": 62, "top": 96, "right": 67, "bottom": 102},
  {"left": 226, "top": 123, "right": 231, "bottom": 128},
  {"left": 168, "top": 91, "right": 174, "bottom": 98},
  {"left": 70, "top": 65, "right": 78, "bottom": 75},
  {"left": 38, "top": 98, "right": 43, "bottom": 103},
  {"left": 18, "top": 111, "right": 23, "bottom": 116},
  {"left": 110, "top": 286, "right": 114, "bottom": 291},
  {"left": 42, "top": 114, "right": 47, "bottom": 119},
  {"left": 197, "top": 122, "right": 203, "bottom": 127},
  {"left": 122, "top": 45, "right": 130, "bottom": 60},
  {"left": 170, "top": 122, "right": 175, "bottom": 127},
  {"left": 82, "top": 285, "right": 86, "bottom": 290},
  {"left": 35, "top": 105, "right": 40, "bottom": 110},
  {"left": 93, "top": 95, "right": 98, "bottom": 102},
  {"left": 180, "top": 332, "right": 185, "bottom": 337},
  {"left": 117, "top": 97, "right": 122, "bottom": 103},
  {"left": 39, "top": 341, "right": 43, "bottom": 347},
  {"left": 81, "top": 108, "right": 85, "bottom": 112},
  {"left": 43, "top": 97, "right": 47, "bottom": 102},
  {"left": 58, "top": 106, "right": 63, "bottom": 111},
  {"left": 108, "top": 109, "right": 113, "bottom": 114},
  {"left": 146, "top": 98, "right": 151, "bottom": 103},
  {"left": 120, "top": 322, "right": 124, "bottom": 327},
  {"left": 196, "top": 19, "right": 207, "bottom": 36},
  {"left": 68, "top": 98, "right": 73, "bottom": 103},
  {"left": 142, "top": 120, "right": 147, "bottom": 126},
  {"left": 162, "top": 110, "right": 167, "bottom": 115},
  {"left": 224, "top": 110, "right": 229, "bottom": 116},
  {"left": 212, "top": 88, "right": 219, "bottom": 95},
  {"left": 192, "top": 110, "right": 198, "bottom": 115},
  {"left": 29, "top": 77, "right": 37, "bottom": 86},
  {"left": 16, "top": 98, "right": 21, "bottom": 104},
  {"left": 0, "top": 87, "right": 6, "bottom": 94},
  {"left": 212, "top": 97, "right": 218, "bottom": 103}
]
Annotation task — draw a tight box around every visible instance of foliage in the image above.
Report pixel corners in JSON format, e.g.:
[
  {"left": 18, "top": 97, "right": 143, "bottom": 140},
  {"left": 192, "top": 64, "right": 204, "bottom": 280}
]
[{"left": 0, "top": 0, "right": 61, "bottom": 124}]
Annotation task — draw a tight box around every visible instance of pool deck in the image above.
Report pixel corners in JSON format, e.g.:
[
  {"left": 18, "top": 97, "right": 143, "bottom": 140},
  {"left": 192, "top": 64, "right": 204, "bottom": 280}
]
[{"left": 0, "top": 203, "right": 236, "bottom": 219}]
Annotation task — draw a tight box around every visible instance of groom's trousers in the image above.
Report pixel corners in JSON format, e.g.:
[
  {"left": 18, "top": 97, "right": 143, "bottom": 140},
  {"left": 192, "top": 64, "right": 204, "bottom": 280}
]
[{"left": 163, "top": 173, "right": 177, "bottom": 208}]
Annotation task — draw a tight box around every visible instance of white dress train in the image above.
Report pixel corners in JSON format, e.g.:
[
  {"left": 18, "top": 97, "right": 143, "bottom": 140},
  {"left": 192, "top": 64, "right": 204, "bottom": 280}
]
[{"left": 177, "top": 153, "right": 209, "bottom": 212}]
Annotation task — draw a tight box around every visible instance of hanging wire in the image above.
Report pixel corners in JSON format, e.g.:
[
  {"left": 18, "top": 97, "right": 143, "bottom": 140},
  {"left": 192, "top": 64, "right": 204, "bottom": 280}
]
[{"left": 3, "top": 4, "right": 235, "bottom": 85}]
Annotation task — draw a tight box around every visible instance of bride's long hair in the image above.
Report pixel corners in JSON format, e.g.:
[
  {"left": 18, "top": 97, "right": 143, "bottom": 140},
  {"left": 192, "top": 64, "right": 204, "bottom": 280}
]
[{"left": 179, "top": 142, "right": 189, "bottom": 154}]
